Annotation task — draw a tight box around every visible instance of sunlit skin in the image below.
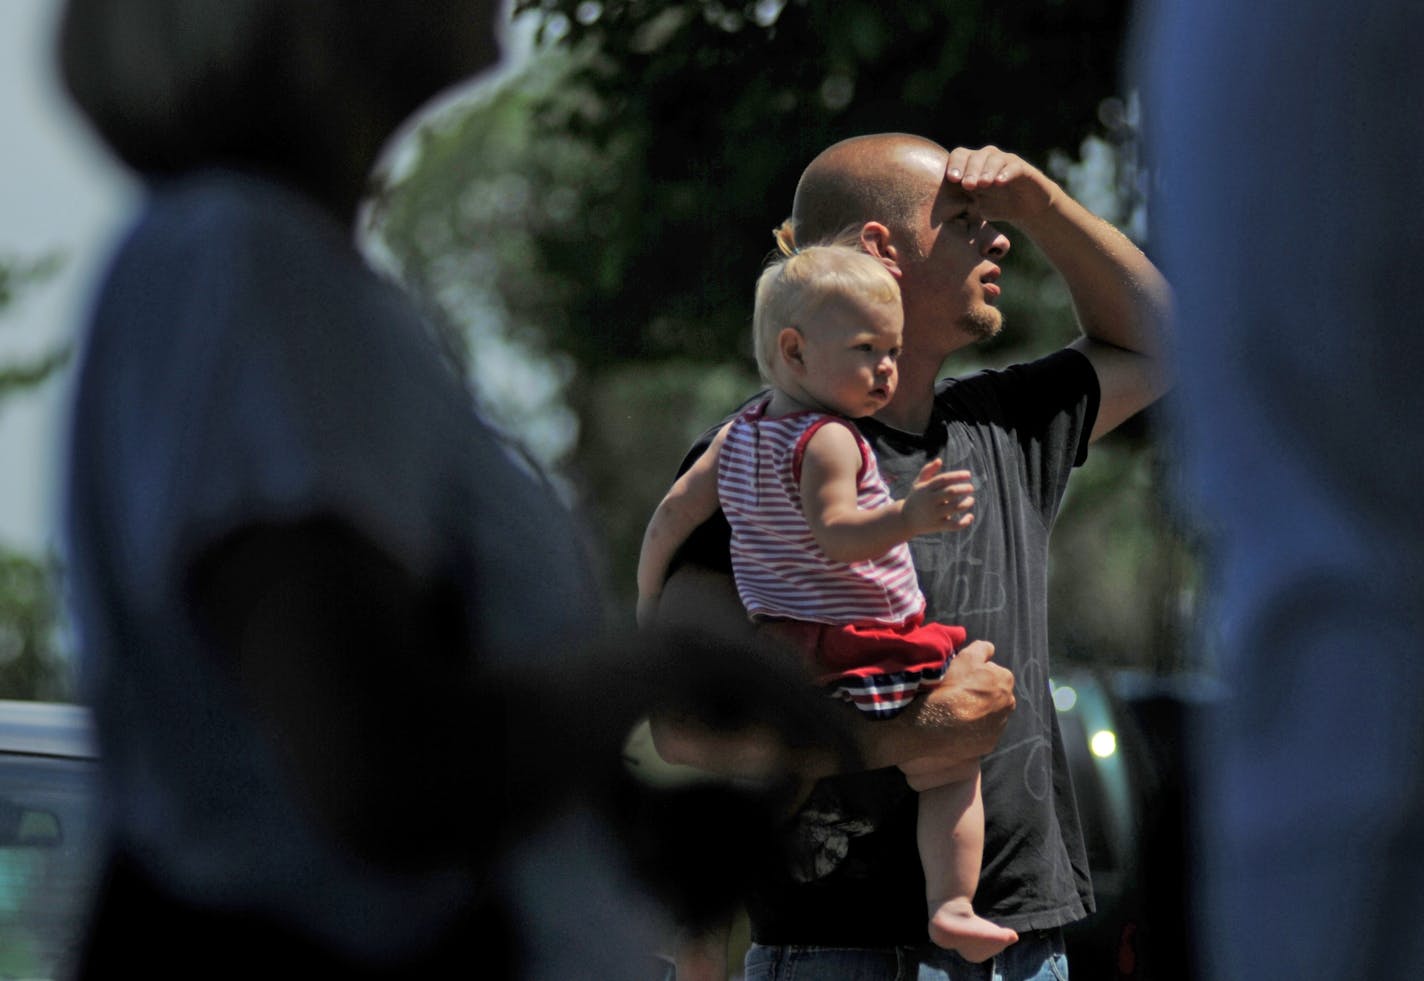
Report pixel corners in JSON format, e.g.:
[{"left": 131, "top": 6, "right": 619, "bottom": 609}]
[
  {"left": 897, "top": 165, "right": 1012, "bottom": 352},
  {"left": 764, "top": 293, "right": 906, "bottom": 420},
  {"left": 851, "top": 142, "right": 1071, "bottom": 434}
]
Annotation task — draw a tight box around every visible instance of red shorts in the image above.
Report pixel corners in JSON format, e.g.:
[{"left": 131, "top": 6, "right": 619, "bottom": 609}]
[{"left": 757, "top": 613, "right": 967, "bottom": 719}]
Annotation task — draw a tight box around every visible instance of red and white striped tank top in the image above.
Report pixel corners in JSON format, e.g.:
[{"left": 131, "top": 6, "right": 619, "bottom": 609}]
[{"left": 716, "top": 401, "right": 926, "bottom": 626}]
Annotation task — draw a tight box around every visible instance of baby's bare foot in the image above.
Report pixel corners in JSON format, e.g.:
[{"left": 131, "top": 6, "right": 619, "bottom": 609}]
[{"left": 928, "top": 897, "right": 1019, "bottom": 963}]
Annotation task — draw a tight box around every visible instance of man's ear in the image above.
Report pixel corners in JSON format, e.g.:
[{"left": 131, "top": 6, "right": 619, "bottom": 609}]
[
  {"left": 778, "top": 327, "right": 807, "bottom": 373},
  {"left": 859, "top": 222, "right": 902, "bottom": 278}
]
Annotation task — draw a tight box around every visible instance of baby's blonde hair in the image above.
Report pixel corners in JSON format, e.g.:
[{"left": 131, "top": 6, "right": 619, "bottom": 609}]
[{"left": 752, "top": 219, "right": 900, "bottom": 384}]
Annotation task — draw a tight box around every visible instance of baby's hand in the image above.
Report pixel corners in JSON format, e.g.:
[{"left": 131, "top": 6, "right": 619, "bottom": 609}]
[{"left": 900, "top": 459, "right": 975, "bottom": 538}]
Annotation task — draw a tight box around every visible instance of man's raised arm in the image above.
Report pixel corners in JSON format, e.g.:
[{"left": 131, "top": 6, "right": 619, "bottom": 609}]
[{"left": 947, "top": 145, "right": 1174, "bottom": 441}]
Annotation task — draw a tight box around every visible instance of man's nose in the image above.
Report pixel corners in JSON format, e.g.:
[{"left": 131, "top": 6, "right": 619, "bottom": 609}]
[{"left": 977, "top": 221, "right": 1010, "bottom": 260}]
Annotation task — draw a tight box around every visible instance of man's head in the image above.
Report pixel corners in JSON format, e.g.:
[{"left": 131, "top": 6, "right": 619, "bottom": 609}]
[
  {"left": 57, "top": 0, "right": 504, "bottom": 214},
  {"left": 790, "top": 134, "right": 1010, "bottom": 359}
]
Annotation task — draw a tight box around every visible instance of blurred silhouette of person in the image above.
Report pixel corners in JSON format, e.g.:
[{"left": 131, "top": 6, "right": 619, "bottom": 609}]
[
  {"left": 1139, "top": 1, "right": 1424, "bottom": 977},
  {"left": 54, "top": 2, "right": 856, "bottom": 977}
]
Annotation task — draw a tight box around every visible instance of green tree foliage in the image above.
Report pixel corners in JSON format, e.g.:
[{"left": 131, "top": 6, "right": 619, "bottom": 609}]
[
  {"left": 0, "top": 550, "right": 68, "bottom": 702},
  {"left": 374, "top": 0, "right": 1198, "bottom": 670},
  {"left": 0, "top": 254, "right": 73, "bottom": 701},
  {"left": 0, "top": 254, "right": 71, "bottom": 415},
  {"left": 508, "top": 0, "right": 1136, "bottom": 370}
]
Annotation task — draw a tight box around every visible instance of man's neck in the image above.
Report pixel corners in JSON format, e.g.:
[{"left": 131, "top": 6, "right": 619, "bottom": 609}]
[{"left": 875, "top": 354, "right": 943, "bottom": 433}]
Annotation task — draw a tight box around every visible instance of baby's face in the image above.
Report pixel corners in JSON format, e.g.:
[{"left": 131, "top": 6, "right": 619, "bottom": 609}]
[{"left": 794, "top": 295, "right": 904, "bottom": 419}]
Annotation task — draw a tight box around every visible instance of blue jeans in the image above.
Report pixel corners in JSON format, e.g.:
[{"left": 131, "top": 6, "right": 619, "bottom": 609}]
[{"left": 743, "top": 929, "right": 1067, "bottom": 981}]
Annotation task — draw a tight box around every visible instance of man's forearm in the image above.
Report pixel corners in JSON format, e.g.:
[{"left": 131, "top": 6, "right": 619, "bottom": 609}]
[
  {"left": 652, "top": 561, "right": 1015, "bottom": 782},
  {"left": 1018, "top": 190, "right": 1172, "bottom": 359},
  {"left": 648, "top": 711, "right": 828, "bottom": 780},
  {"left": 857, "top": 639, "right": 1015, "bottom": 771},
  {"left": 1016, "top": 180, "right": 1174, "bottom": 439},
  {"left": 652, "top": 658, "right": 1010, "bottom": 786}
]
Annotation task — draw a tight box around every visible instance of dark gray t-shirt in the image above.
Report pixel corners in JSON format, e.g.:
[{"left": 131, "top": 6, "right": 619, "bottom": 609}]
[
  {"left": 63, "top": 171, "right": 605, "bottom": 960},
  {"left": 676, "top": 349, "right": 1098, "bottom": 943}
]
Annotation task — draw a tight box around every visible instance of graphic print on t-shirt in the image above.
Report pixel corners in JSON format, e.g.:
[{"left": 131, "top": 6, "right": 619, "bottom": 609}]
[
  {"left": 866, "top": 423, "right": 1058, "bottom": 810},
  {"left": 872, "top": 438, "right": 1008, "bottom": 623}
]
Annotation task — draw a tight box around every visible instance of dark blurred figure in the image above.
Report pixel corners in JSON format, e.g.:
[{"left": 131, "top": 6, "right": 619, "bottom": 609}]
[
  {"left": 54, "top": 1, "right": 848, "bottom": 977},
  {"left": 1138, "top": 2, "right": 1424, "bottom": 977}
]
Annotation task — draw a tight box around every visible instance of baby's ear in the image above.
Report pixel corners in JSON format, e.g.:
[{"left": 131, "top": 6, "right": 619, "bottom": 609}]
[{"left": 778, "top": 327, "right": 806, "bottom": 370}]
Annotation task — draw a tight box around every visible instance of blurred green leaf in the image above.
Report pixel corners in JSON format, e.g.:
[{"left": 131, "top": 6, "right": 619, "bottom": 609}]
[{"left": 0, "top": 254, "right": 74, "bottom": 700}]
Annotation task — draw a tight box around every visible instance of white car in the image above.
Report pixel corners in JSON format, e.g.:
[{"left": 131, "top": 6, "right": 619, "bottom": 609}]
[{"left": 0, "top": 700, "right": 99, "bottom": 980}]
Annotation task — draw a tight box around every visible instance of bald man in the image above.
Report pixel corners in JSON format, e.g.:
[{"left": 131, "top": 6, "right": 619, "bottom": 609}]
[{"left": 651, "top": 135, "right": 1171, "bottom": 980}]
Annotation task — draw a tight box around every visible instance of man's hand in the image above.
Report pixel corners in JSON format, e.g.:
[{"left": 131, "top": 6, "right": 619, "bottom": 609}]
[
  {"left": 651, "top": 567, "right": 1014, "bottom": 790},
  {"left": 944, "top": 145, "right": 1058, "bottom": 226},
  {"left": 860, "top": 640, "right": 1015, "bottom": 787}
]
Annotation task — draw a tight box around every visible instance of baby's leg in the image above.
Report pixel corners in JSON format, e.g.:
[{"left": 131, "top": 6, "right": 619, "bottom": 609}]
[{"left": 917, "top": 763, "right": 1019, "bottom": 962}]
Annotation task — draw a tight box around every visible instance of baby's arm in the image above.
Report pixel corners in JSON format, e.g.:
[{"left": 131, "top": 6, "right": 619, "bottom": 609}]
[
  {"left": 636, "top": 422, "right": 733, "bottom": 626},
  {"left": 800, "top": 423, "right": 974, "bottom": 564}
]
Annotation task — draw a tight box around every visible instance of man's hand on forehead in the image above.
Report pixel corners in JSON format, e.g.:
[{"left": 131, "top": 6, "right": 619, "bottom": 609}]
[
  {"left": 945, "top": 145, "right": 1017, "bottom": 191},
  {"left": 943, "top": 145, "right": 1057, "bottom": 223}
]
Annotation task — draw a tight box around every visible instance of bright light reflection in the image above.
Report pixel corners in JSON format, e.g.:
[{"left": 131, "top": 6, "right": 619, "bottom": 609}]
[
  {"left": 1052, "top": 685, "right": 1078, "bottom": 712},
  {"left": 1090, "top": 729, "right": 1118, "bottom": 759}
]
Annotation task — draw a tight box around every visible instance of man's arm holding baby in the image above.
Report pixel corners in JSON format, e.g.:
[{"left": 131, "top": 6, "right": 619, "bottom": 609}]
[
  {"left": 636, "top": 423, "right": 732, "bottom": 627},
  {"left": 647, "top": 564, "right": 1015, "bottom": 788}
]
